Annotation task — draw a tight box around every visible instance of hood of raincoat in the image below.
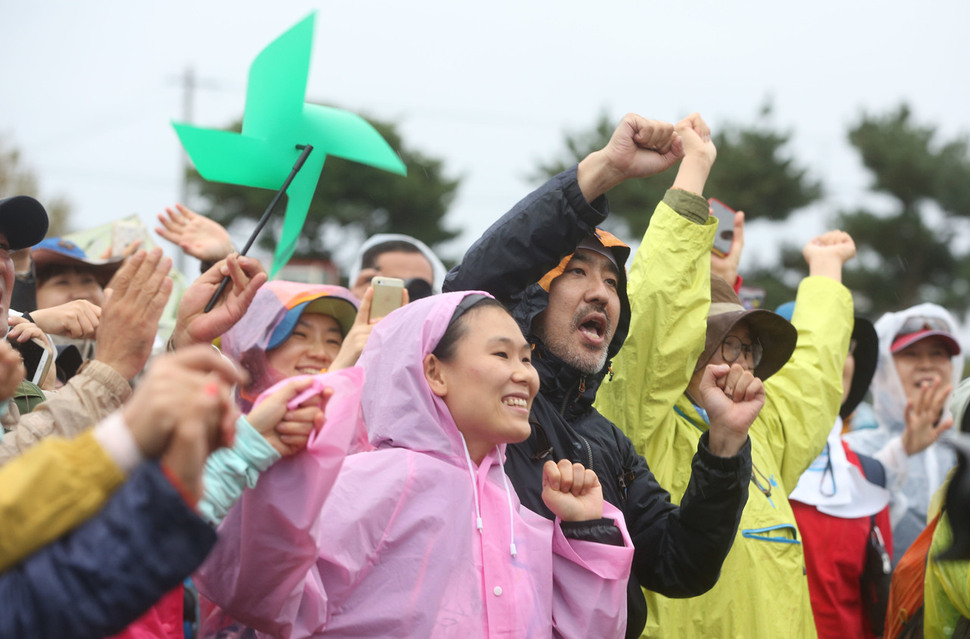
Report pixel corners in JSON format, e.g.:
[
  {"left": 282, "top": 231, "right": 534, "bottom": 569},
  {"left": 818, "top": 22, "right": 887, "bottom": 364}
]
[
  {"left": 858, "top": 303, "right": 964, "bottom": 534},
  {"left": 872, "top": 303, "right": 963, "bottom": 435},
  {"left": 357, "top": 290, "right": 497, "bottom": 465},
  {"left": 220, "top": 280, "right": 358, "bottom": 411},
  {"left": 347, "top": 233, "right": 448, "bottom": 295},
  {"left": 513, "top": 229, "right": 631, "bottom": 417}
]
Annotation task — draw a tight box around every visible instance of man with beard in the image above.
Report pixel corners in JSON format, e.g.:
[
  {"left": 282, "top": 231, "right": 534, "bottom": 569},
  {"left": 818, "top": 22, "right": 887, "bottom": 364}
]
[{"left": 444, "top": 113, "right": 757, "bottom": 638}]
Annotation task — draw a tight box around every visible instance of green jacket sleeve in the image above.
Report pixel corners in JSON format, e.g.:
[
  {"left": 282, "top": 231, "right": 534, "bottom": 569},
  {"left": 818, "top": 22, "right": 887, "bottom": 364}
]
[
  {"left": 198, "top": 415, "right": 281, "bottom": 526},
  {"left": 754, "top": 276, "right": 853, "bottom": 492},
  {"left": 595, "top": 190, "right": 716, "bottom": 455},
  {"left": 0, "top": 429, "right": 126, "bottom": 572}
]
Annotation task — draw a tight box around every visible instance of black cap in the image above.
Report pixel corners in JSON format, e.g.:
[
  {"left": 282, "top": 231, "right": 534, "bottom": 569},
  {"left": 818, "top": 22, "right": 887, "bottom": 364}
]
[{"left": 0, "top": 196, "right": 49, "bottom": 250}]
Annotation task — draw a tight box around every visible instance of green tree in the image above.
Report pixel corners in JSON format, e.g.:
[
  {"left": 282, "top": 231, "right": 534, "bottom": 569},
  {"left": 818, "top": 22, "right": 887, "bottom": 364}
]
[
  {"left": 188, "top": 114, "right": 460, "bottom": 264},
  {"left": 751, "top": 105, "right": 970, "bottom": 316},
  {"left": 0, "top": 139, "right": 71, "bottom": 235},
  {"left": 534, "top": 104, "right": 822, "bottom": 239},
  {"left": 837, "top": 105, "right": 970, "bottom": 316}
]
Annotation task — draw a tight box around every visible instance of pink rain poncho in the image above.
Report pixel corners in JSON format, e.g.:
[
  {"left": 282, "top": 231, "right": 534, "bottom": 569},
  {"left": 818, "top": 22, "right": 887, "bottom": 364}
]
[
  {"left": 220, "top": 280, "right": 359, "bottom": 412},
  {"left": 195, "top": 291, "right": 633, "bottom": 637}
]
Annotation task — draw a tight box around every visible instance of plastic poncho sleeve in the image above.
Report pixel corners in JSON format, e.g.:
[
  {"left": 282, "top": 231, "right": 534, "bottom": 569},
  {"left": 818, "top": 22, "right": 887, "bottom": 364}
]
[
  {"left": 0, "top": 429, "right": 126, "bottom": 573},
  {"left": 193, "top": 369, "right": 365, "bottom": 638},
  {"left": 552, "top": 503, "right": 634, "bottom": 639},
  {"left": 595, "top": 191, "right": 716, "bottom": 458},
  {"left": 443, "top": 166, "right": 608, "bottom": 305},
  {"left": 0, "top": 461, "right": 216, "bottom": 638},
  {"left": 198, "top": 415, "right": 281, "bottom": 526},
  {"left": 755, "top": 276, "right": 853, "bottom": 492}
]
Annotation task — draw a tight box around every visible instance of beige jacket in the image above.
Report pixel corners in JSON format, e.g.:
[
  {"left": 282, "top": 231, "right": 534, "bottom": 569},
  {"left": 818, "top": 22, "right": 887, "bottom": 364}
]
[{"left": 0, "top": 360, "right": 131, "bottom": 467}]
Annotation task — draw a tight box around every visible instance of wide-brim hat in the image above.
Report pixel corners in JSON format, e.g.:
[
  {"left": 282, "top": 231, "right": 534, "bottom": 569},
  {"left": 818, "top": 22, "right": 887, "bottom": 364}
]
[
  {"left": 0, "top": 196, "right": 49, "bottom": 250},
  {"left": 31, "top": 237, "right": 123, "bottom": 286},
  {"left": 696, "top": 275, "right": 797, "bottom": 380}
]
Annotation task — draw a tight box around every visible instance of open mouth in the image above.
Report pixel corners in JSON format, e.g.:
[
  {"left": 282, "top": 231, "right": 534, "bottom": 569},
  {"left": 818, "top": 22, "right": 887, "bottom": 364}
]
[{"left": 578, "top": 313, "right": 607, "bottom": 341}]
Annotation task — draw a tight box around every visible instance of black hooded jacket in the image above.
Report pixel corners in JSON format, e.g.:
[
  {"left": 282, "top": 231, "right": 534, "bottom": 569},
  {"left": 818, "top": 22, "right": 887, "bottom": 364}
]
[{"left": 444, "top": 166, "right": 751, "bottom": 638}]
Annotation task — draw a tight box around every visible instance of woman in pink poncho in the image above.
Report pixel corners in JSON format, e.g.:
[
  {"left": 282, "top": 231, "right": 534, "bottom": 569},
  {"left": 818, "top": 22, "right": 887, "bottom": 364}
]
[{"left": 195, "top": 290, "right": 634, "bottom": 637}]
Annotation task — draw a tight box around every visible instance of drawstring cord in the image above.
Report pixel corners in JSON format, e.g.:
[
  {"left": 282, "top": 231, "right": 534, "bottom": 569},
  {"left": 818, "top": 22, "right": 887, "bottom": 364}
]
[
  {"left": 498, "top": 448, "right": 518, "bottom": 557},
  {"left": 459, "top": 435, "right": 484, "bottom": 532},
  {"left": 458, "top": 435, "right": 518, "bottom": 557}
]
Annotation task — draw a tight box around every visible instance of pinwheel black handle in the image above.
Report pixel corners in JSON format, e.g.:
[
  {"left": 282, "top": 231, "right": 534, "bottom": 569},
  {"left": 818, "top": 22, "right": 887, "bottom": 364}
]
[{"left": 203, "top": 144, "right": 314, "bottom": 313}]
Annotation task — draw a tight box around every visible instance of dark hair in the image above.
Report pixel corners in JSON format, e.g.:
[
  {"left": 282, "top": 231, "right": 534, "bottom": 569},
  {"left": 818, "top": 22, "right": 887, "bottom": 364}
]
[
  {"left": 361, "top": 240, "right": 426, "bottom": 270},
  {"left": 35, "top": 263, "right": 106, "bottom": 288},
  {"left": 432, "top": 297, "right": 507, "bottom": 362}
]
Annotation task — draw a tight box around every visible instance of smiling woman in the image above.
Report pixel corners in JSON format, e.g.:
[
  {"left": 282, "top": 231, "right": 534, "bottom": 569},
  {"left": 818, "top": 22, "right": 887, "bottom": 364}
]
[
  {"left": 195, "top": 290, "right": 635, "bottom": 637},
  {"left": 219, "top": 280, "right": 359, "bottom": 411},
  {"left": 423, "top": 297, "right": 539, "bottom": 464}
]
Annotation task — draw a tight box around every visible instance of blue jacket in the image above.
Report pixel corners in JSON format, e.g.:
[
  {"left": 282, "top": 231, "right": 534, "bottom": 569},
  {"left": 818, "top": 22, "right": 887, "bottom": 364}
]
[{"left": 0, "top": 461, "right": 217, "bottom": 638}]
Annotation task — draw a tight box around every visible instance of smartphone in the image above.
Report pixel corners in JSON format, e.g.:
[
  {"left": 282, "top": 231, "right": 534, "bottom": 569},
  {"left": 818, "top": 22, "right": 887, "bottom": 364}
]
[
  {"left": 10, "top": 337, "right": 53, "bottom": 386},
  {"left": 370, "top": 276, "right": 405, "bottom": 321},
  {"left": 708, "top": 198, "right": 736, "bottom": 257}
]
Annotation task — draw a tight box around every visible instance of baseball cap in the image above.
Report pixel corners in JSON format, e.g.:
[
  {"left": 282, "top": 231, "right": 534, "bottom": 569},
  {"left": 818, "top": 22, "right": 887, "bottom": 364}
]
[
  {"left": 890, "top": 316, "right": 961, "bottom": 356},
  {"left": 0, "top": 196, "right": 49, "bottom": 250},
  {"left": 267, "top": 295, "right": 358, "bottom": 350}
]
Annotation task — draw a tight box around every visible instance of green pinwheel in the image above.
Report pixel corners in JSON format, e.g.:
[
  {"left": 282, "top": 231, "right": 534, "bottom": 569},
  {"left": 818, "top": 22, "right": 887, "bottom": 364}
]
[{"left": 172, "top": 13, "right": 407, "bottom": 277}]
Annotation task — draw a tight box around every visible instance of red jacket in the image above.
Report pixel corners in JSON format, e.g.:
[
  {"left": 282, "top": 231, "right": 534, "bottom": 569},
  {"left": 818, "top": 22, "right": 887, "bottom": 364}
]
[{"left": 792, "top": 442, "right": 893, "bottom": 639}]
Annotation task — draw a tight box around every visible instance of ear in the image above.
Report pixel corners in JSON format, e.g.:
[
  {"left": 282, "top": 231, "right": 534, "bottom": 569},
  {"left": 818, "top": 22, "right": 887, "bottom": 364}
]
[{"left": 423, "top": 353, "right": 448, "bottom": 398}]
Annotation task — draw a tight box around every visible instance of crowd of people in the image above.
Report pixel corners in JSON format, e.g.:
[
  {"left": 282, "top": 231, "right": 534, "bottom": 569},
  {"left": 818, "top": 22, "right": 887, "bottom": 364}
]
[{"left": 0, "top": 111, "right": 966, "bottom": 638}]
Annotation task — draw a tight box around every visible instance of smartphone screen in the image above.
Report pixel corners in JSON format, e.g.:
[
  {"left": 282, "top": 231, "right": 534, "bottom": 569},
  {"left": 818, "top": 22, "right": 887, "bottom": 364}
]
[
  {"left": 369, "top": 277, "right": 405, "bottom": 321},
  {"left": 708, "top": 198, "right": 736, "bottom": 257}
]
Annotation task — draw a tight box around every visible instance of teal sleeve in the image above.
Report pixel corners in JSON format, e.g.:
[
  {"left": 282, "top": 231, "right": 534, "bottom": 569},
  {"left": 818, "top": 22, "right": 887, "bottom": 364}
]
[{"left": 198, "top": 415, "right": 282, "bottom": 526}]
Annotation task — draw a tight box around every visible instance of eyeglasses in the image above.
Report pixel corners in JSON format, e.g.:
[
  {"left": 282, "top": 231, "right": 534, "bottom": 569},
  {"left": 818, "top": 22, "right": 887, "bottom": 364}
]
[
  {"left": 896, "top": 316, "right": 951, "bottom": 338},
  {"left": 721, "top": 335, "right": 763, "bottom": 367}
]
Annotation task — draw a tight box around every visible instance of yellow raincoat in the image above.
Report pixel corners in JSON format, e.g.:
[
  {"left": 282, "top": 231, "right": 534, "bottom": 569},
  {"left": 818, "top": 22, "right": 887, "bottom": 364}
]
[
  {"left": 0, "top": 428, "right": 125, "bottom": 572},
  {"left": 596, "top": 195, "right": 853, "bottom": 637},
  {"left": 924, "top": 472, "right": 970, "bottom": 638}
]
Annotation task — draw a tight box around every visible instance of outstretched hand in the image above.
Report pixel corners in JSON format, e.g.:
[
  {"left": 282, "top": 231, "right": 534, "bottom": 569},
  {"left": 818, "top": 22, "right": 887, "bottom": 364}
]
[
  {"left": 701, "top": 363, "right": 765, "bottom": 457},
  {"left": 902, "top": 377, "right": 954, "bottom": 456},
  {"left": 803, "top": 230, "right": 856, "bottom": 282},
  {"left": 156, "top": 204, "right": 234, "bottom": 264},
  {"left": 171, "top": 254, "right": 268, "bottom": 350},
  {"left": 578, "top": 114, "right": 683, "bottom": 202},
  {"left": 671, "top": 112, "right": 717, "bottom": 196},
  {"left": 247, "top": 377, "right": 328, "bottom": 456},
  {"left": 541, "top": 459, "right": 604, "bottom": 522},
  {"left": 95, "top": 248, "right": 174, "bottom": 380}
]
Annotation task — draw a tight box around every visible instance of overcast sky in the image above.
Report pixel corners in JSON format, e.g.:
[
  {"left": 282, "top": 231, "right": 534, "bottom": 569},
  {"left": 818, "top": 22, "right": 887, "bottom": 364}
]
[{"left": 4, "top": 0, "right": 969, "bottom": 277}]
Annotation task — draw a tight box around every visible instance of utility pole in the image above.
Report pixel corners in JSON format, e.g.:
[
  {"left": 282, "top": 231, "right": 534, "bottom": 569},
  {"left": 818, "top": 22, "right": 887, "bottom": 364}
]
[{"left": 175, "top": 66, "right": 196, "bottom": 275}]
